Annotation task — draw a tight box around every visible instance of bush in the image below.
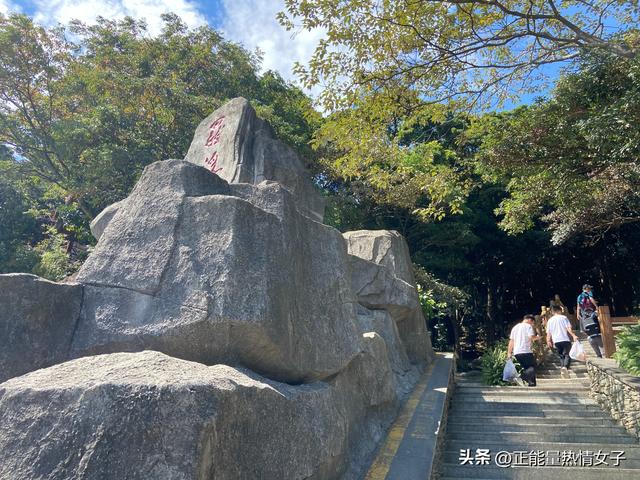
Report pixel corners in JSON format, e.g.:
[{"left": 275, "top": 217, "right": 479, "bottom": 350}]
[
  {"left": 32, "top": 229, "right": 79, "bottom": 281},
  {"left": 10, "top": 244, "right": 39, "bottom": 273},
  {"left": 480, "top": 338, "right": 518, "bottom": 386},
  {"left": 614, "top": 325, "right": 640, "bottom": 376}
]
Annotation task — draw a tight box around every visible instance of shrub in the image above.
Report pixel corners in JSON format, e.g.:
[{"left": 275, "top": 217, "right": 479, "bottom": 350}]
[
  {"left": 10, "top": 244, "right": 39, "bottom": 273},
  {"left": 614, "top": 325, "right": 640, "bottom": 376},
  {"left": 481, "top": 338, "right": 520, "bottom": 386},
  {"left": 32, "top": 229, "right": 79, "bottom": 281}
]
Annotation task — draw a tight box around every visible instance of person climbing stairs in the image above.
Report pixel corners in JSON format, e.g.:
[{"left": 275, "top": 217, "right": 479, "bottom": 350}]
[{"left": 438, "top": 350, "right": 640, "bottom": 479}]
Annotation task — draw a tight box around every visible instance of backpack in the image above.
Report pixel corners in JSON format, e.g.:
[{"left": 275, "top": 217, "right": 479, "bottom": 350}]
[
  {"left": 579, "top": 293, "right": 595, "bottom": 312},
  {"left": 582, "top": 310, "right": 601, "bottom": 336}
]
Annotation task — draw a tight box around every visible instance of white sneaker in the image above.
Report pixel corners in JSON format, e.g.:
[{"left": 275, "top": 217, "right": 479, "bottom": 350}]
[
  {"left": 560, "top": 366, "right": 568, "bottom": 378},
  {"left": 515, "top": 377, "right": 526, "bottom": 387}
]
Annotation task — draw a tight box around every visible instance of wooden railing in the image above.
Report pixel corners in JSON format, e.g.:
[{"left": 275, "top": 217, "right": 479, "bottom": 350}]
[
  {"left": 597, "top": 305, "right": 616, "bottom": 358},
  {"left": 540, "top": 302, "right": 639, "bottom": 359},
  {"left": 597, "top": 305, "right": 640, "bottom": 358}
]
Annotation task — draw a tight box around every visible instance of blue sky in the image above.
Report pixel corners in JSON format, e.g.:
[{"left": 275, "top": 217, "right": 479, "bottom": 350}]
[
  {"left": 0, "top": 0, "right": 324, "bottom": 86},
  {"left": 1, "top": 0, "right": 590, "bottom": 108}
]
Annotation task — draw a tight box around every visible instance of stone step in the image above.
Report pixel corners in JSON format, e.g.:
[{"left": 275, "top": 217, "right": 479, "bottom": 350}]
[
  {"left": 536, "top": 367, "right": 589, "bottom": 376},
  {"left": 535, "top": 374, "right": 589, "bottom": 379},
  {"left": 454, "top": 388, "right": 591, "bottom": 394},
  {"left": 539, "top": 368, "right": 588, "bottom": 374},
  {"left": 455, "top": 383, "right": 590, "bottom": 389},
  {"left": 540, "top": 369, "right": 588, "bottom": 375},
  {"left": 452, "top": 395, "right": 595, "bottom": 405},
  {"left": 449, "top": 402, "right": 602, "bottom": 414},
  {"left": 543, "top": 363, "right": 587, "bottom": 369},
  {"left": 540, "top": 363, "right": 587, "bottom": 368},
  {"left": 447, "top": 430, "right": 638, "bottom": 444},
  {"left": 447, "top": 409, "right": 607, "bottom": 420},
  {"left": 447, "top": 416, "right": 617, "bottom": 426},
  {"left": 454, "top": 385, "right": 589, "bottom": 393},
  {"left": 455, "top": 379, "right": 588, "bottom": 386},
  {"left": 536, "top": 372, "right": 589, "bottom": 378},
  {"left": 446, "top": 423, "right": 628, "bottom": 435},
  {"left": 441, "top": 464, "right": 640, "bottom": 479},
  {"left": 538, "top": 371, "right": 589, "bottom": 375},
  {"left": 442, "top": 353, "right": 638, "bottom": 477},
  {"left": 540, "top": 363, "right": 586, "bottom": 368}
]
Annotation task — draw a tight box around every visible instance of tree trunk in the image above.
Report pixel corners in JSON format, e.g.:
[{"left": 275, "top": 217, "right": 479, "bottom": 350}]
[
  {"left": 76, "top": 197, "right": 95, "bottom": 221},
  {"left": 601, "top": 253, "right": 619, "bottom": 315},
  {"left": 485, "top": 277, "right": 496, "bottom": 344},
  {"left": 450, "top": 309, "right": 463, "bottom": 355}
]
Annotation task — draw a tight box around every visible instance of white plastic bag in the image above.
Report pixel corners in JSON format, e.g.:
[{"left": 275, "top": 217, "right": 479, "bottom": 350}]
[
  {"left": 502, "top": 359, "right": 518, "bottom": 382},
  {"left": 570, "top": 341, "right": 587, "bottom": 362}
]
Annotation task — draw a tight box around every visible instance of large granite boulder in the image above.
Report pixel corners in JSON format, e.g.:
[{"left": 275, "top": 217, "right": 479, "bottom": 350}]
[
  {"left": 0, "top": 350, "right": 396, "bottom": 480},
  {"left": 0, "top": 98, "right": 434, "bottom": 480},
  {"left": 356, "top": 308, "right": 420, "bottom": 397},
  {"left": 89, "top": 199, "right": 126, "bottom": 241},
  {"left": 344, "top": 230, "right": 433, "bottom": 364},
  {"left": 89, "top": 97, "right": 324, "bottom": 240},
  {"left": 344, "top": 230, "right": 416, "bottom": 284},
  {"left": 0, "top": 274, "right": 83, "bottom": 383},
  {"left": 184, "top": 97, "right": 325, "bottom": 222},
  {"left": 73, "top": 159, "right": 362, "bottom": 384},
  {"left": 348, "top": 254, "right": 419, "bottom": 319}
]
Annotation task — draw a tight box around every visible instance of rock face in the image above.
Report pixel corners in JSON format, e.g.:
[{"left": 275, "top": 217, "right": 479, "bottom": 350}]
[
  {"left": 0, "top": 274, "right": 83, "bottom": 383},
  {"left": 0, "top": 98, "right": 433, "bottom": 480},
  {"left": 344, "top": 230, "right": 433, "bottom": 364},
  {"left": 89, "top": 199, "right": 125, "bottom": 241},
  {"left": 184, "top": 97, "right": 325, "bottom": 222},
  {"left": 89, "top": 97, "right": 325, "bottom": 241},
  {"left": 344, "top": 230, "right": 416, "bottom": 284},
  {"left": 0, "top": 331, "right": 404, "bottom": 479},
  {"left": 73, "top": 159, "right": 361, "bottom": 384},
  {"left": 356, "top": 309, "right": 420, "bottom": 397},
  {"left": 0, "top": 351, "right": 397, "bottom": 480}
]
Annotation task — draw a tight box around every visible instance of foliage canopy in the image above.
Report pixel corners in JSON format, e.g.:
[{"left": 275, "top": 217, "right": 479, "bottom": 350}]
[
  {"left": 474, "top": 50, "right": 640, "bottom": 243},
  {"left": 614, "top": 324, "right": 640, "bottom": 375},
  {"left": 0, "top": 13, "right": 319, "bottom": 279},
  {"left": 1, "top": 10, "right": 639, "bottom": 360},
  {"left": 280, "top": 0, "right": 640, "bottom": 111},
  {"left": 280, "top": 1, "right": 640, "bottom": 241}
]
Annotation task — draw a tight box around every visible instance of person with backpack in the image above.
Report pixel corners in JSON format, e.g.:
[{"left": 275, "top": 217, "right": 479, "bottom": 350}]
[
  {"left": 546, "top": 305, "right": 579, "bottom": 377},
  {"left": 577, "top": 284, "right": 604, "bottom": 358}
]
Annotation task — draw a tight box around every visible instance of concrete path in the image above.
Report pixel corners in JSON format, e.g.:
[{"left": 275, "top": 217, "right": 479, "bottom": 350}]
[{"left": 364, "top": 353, "right": 453, "bottom": 480}]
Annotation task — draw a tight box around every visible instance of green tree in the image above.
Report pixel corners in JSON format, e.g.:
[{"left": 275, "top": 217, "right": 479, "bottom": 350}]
[
  {"left": 279, "top": 1, "right": 640, "bottom": 227},
  {"left": 0, "top": 13, "right": 320, "bottom": 276},
  {"left": 0, "top": 159, "right": 39, "bottom": 273},
  {"left": 324, "top": 108, "right": 640, "bottom": 356},
  {"left": 474, "top": 50, "right": 640, "bottom": 243},
  {"left": 280, "top": 0, "right": 639, "bottom": 111}
]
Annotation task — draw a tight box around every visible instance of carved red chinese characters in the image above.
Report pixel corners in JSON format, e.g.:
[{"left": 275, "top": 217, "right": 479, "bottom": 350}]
[{"left": 203, "top": 116, "right": 225, "bottom": 173}]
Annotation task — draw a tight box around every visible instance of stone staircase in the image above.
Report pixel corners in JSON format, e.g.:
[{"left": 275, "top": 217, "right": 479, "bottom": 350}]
[{"left": 439, "top": 352, "right": 640, "bottom": 479}]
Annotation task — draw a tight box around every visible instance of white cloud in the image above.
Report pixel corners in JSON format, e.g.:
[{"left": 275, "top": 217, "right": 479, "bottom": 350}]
[
  {"left": 220, "top": 0, "right": 324, "bottom": 85},
  {"left": 28, "top": 0, "right": 327, "bottom": 98},
  {"left": 0, "top": 0, "right": 20, "bottom": 14},
  {"left": 33, "top": 0, "right": 206, "bottom": 35}
]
